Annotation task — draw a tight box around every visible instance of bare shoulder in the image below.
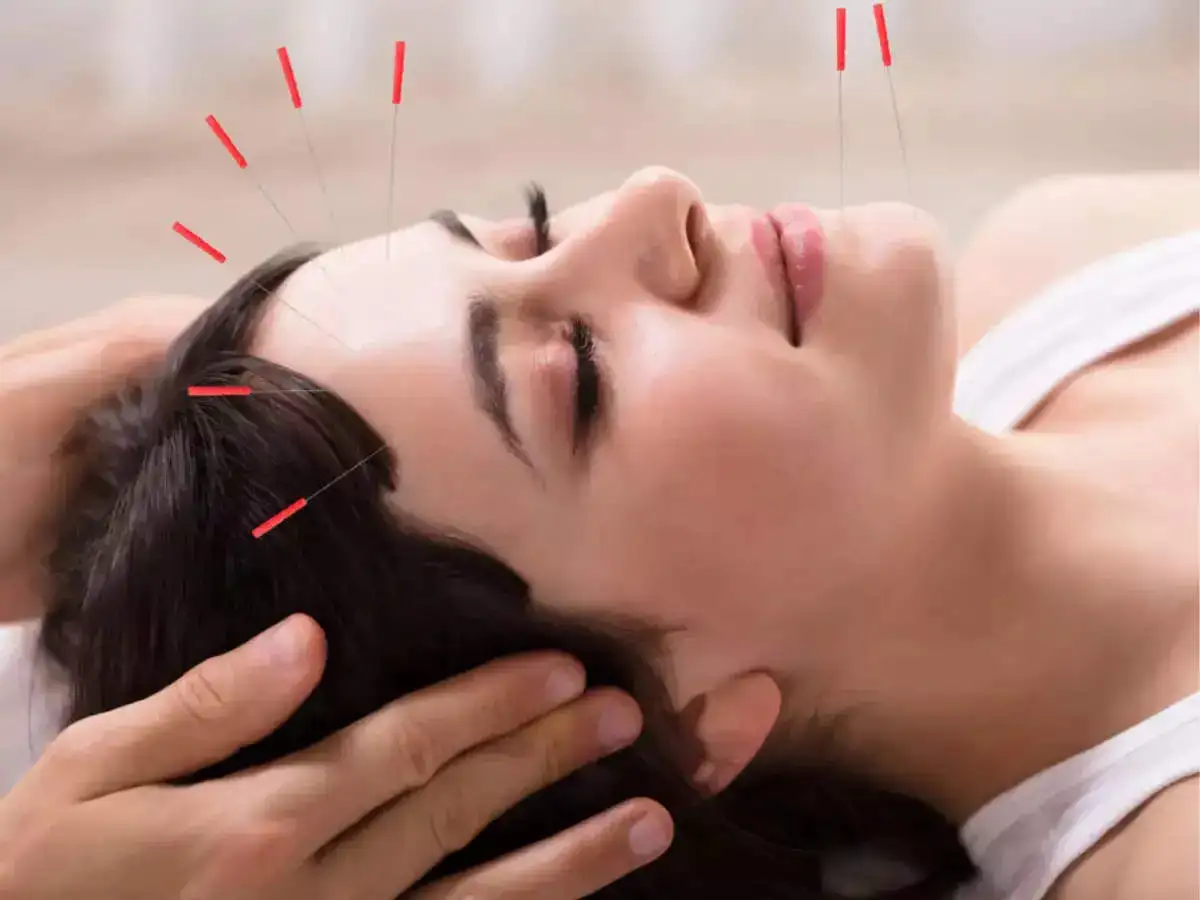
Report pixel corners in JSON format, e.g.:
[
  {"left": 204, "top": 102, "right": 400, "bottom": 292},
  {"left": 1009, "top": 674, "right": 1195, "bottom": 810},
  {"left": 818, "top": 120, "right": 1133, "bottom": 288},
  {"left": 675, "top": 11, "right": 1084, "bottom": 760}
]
[
  {"left": 1049, "top": 777, "right": 1199, "bottom": 900},
  {"left": 1112, "top": 776, "right": 1199, "bottom": 900},
  {"left": 954, "top": 172, "right": 1200, "bottom": 356}
]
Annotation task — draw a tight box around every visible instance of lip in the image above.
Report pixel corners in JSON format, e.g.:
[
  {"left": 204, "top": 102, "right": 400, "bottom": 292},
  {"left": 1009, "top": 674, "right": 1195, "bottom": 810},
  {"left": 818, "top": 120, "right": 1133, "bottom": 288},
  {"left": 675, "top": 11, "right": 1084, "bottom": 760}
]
[
  {"left": 751, "top": 206, "right": 826, "bottom": 347},
  {"left": 768, "top": 204, "right": 826, "bottom": 343},
  {"left": 750, "top": 215, "right": 793, "bottom": 340}
]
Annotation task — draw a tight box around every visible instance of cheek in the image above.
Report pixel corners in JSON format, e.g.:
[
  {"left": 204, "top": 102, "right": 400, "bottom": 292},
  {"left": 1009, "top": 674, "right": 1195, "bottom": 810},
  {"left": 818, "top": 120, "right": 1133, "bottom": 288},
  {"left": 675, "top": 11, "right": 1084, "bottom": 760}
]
[{"left": 561, "top": 331, "right": 886, "bottom": 625}]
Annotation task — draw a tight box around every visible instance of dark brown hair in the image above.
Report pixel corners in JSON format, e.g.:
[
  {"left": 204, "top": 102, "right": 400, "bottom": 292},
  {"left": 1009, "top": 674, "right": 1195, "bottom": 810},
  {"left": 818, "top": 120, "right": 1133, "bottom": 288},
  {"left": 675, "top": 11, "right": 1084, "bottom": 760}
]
[{"left": 40, "top": 247, "right": 974, "bottom": 898}]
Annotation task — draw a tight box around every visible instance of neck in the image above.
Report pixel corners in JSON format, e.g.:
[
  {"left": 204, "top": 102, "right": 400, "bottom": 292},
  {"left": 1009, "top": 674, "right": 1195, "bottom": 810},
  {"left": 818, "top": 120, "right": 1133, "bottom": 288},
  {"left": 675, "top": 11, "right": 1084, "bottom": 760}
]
[{"left": 780, "top": 414, "right": 1195, "bottom": 823}]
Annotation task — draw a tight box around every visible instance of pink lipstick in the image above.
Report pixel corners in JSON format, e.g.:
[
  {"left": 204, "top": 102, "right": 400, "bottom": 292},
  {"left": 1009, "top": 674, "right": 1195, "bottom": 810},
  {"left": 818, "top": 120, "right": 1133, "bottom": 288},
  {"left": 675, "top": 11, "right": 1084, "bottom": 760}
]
[{"left": 769, "top": 204, "right": 826, "bottom": 339}]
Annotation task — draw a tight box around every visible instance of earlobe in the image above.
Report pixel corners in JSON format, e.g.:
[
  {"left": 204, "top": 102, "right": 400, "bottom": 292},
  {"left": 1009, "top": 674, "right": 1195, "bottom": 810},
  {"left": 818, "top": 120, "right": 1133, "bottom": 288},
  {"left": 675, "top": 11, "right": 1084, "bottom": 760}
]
[{"left": 686, "top": 671, "right": 782, "bottom": 796}]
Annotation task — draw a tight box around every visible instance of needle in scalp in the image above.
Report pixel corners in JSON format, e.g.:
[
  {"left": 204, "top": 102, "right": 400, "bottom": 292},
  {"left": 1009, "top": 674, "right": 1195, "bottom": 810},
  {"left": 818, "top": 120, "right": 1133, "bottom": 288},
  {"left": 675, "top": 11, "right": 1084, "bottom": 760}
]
[
  {"left": 252, "top": 444, "right": 389, "bottom": 539},
  {"left": 252, "top": 40, "right": 407, "bottom": 539},
  {"left": 200, "top": 69, "right": 402, "bottom": 539},
  {"left": 170, "top": 223, "right": 380, "bottom": 537},
  {"left": 170, "top": 220, "right": 354, "bottom": 351},
  {"left": 186, "top": 386, "right": 333, "bottom": 397}
]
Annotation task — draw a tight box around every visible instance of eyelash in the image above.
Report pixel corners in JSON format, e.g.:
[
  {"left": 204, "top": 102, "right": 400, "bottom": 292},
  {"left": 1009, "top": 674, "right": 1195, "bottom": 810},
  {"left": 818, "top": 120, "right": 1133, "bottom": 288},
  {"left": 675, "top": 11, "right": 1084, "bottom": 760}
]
[
  {"left": 525, "top": 183, "right": 603, "bottom": 454},
  {"left": 525, "top": 184, "right": 552, "bottom": 256}
]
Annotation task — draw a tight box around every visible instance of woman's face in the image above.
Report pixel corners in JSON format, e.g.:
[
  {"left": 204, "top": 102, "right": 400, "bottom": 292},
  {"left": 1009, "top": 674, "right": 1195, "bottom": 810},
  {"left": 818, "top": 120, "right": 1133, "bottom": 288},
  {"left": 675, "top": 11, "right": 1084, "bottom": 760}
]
[{"left": 254, "top": 167, "right": 955, "bottom": 702}]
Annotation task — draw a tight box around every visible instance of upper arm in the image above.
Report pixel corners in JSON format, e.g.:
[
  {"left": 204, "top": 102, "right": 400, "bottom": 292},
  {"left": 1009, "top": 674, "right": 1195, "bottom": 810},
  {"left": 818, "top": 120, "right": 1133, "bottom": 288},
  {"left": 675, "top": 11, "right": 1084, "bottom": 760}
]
[
  {"left": 1047, "top": 777, "right": 1199, "bottom": 900},
  {"left": 954, "top": 172, "right": 1200, "bottom": 357},
  {"left": 1113, "top": 777, "right": 1199, "bottom": 900}
]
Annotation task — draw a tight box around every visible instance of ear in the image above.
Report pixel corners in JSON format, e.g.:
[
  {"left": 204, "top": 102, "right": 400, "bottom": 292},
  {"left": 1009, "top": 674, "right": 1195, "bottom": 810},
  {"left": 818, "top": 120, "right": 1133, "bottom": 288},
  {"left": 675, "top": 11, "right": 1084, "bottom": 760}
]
[{"left": 683, "top": 672, "right": 782, "bottom": 796}]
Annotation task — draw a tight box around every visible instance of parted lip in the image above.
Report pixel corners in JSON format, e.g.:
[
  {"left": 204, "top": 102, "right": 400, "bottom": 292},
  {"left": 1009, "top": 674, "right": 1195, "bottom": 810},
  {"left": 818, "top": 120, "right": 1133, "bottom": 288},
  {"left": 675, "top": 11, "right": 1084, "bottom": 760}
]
[
  {"left": 764, "top": 213, "right": 801, "bottom": 347},
  {"left": 769, "top": 203, "right": 825, "bottom": 345},
  {"left": 751, "top": 203, "right": 825, "bottom": 347},
  {"left": 752, "top": 213, "right": 801, "bottom": 347}
]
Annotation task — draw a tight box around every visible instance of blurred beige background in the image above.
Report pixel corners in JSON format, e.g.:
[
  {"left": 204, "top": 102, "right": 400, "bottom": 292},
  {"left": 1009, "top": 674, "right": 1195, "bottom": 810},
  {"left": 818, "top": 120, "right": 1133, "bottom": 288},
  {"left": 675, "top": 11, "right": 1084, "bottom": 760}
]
[{"left": 0, "top": 0, "right": 1196, "bottom": 341}]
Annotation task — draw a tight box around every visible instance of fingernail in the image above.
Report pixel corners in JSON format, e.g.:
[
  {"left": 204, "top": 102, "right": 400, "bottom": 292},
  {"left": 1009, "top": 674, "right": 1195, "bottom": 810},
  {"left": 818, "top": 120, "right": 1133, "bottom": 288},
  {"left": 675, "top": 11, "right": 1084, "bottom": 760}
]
[
  {"left": 628, "top": 815, "right": 671, "bottom": 859},
  {"left": 254, "top": 616, "right": 308, "bottom": 668},
  {"left": 545, "top": 665, "right": 586, "bottom": 705},
  {"left": 597, "top": 702, "right": 641, "bottom": 751}
]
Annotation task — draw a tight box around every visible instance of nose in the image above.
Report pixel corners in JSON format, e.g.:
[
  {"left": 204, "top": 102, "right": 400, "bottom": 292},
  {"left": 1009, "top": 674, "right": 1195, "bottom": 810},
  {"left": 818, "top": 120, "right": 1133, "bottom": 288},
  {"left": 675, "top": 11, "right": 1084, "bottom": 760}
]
[{"left": 600, "top": 167, "right": 708, "bottom": 307}]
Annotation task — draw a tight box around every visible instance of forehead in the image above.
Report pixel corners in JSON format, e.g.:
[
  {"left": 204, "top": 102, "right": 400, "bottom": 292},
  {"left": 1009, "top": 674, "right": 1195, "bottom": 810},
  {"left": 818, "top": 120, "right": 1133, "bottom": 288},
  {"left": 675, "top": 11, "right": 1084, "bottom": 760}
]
[
  {"left": 271, "top": 222, "right": 471, "bottom": 352},
  {"left": 251, "top": 217, "right": 537, "bottom": 535}
]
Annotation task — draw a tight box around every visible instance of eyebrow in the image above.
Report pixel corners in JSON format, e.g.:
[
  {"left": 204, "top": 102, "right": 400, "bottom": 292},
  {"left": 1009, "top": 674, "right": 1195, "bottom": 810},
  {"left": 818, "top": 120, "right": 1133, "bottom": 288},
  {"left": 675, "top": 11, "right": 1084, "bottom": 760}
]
[
  {"left": 466, "top": 297, "right": 531, "bottom": 467},
  {"left": 430, "top": 209, "right": 483, "bottom": 249}
]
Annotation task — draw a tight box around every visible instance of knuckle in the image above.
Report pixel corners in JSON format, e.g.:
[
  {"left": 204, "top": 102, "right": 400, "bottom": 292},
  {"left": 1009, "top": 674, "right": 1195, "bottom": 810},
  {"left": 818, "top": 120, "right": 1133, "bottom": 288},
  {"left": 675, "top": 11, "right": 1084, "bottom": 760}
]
[
  {"left": 43, "top": 720, "right": 97, "bottom": 768},
  {"left": 524, "top": 716, "right": 578, "bottom": 784},
  {"left": 174, "top": 660, "right": 232, "bottom": 724},
  {"left": 414, "top": 874, "right": 481, "bottom": 900},
  {"left": 233, "top": 819, "right": 301, "bottom": 866},
  {"left": 423, "top": 784, "right": 484, "bottom": 858},
  {"left": 191, "top": 819, "right": 302, "bottom": 897},
  {"left": 529, "top": 733, "right": 569, "bottom": 786},
  {"left": 385, "top": 720, "right": 442, "bottom": 788}
]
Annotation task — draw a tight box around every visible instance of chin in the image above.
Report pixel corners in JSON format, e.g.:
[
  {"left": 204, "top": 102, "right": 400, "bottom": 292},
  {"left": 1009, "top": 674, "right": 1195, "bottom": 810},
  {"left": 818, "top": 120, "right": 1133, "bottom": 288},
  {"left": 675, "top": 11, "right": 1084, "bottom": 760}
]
[
  {"left": 819, "top": 202, "right": 945, "bottom": 274},
  {"left": 809, "top": 202, "right": 955, "bottom": 425}
]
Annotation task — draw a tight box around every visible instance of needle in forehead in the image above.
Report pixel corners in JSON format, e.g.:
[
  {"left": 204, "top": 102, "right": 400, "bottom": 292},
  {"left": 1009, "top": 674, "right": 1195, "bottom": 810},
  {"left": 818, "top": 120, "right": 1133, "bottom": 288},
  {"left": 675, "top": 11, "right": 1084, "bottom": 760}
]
[
  {"left": 170, "top": 221, "right": 352, "bottom": 350},
  {"left": 387, "top": 41, "right": 407, "bottom": 261},
  {"left": 234, "top": 41, "right": 408, "bottom": 539},
  {"left": 190, "top": 40, "right": 521, "bottom": 543},
  {"left": 171, "top": 216, "right": 375, "bottom": 539},
  {"left": 203, "top": 111, "right": 350, "bottom": 310},
  {"left": 277, "top": 46, "right": 341, "bottom": 243},
  {"left": 205, "top": 114, "right": 302, "bottom": 240}
]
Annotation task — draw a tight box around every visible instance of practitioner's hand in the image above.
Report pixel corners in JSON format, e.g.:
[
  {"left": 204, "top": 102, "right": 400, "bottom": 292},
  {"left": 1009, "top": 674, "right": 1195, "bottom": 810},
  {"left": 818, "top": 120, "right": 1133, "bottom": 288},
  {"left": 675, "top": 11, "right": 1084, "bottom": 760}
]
[
  {"left": 0, "top": 615, "right": 673, "bottom": 900},
  {"left": 0, "top": 295, "right": 207, "bottom": 622}
]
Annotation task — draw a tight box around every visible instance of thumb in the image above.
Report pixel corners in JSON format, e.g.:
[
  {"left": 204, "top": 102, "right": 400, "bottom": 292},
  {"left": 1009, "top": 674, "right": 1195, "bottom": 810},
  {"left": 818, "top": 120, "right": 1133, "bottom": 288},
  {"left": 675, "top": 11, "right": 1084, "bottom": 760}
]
[{"left": 30, "top": 614, "right": 325, "bottom": 804}]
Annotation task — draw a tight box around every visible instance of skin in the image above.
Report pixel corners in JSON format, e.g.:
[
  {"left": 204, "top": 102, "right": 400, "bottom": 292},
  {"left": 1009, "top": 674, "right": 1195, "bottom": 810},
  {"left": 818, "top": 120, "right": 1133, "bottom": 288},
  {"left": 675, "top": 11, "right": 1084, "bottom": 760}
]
[
  {"left": 256, "top": 165, "right": 959, "bottom": 735},
  {"left": 1, "top": 169, "right": 1195, "bottom": 898},
  {"left": 0, "top": 615, "right": 673, "bottom": 900},
  {"left": 249, "top": 166, "right": 1196, "bottom": 899},
  {"left": 953, "top": 172, "right": 1199, "bottom": 900}
]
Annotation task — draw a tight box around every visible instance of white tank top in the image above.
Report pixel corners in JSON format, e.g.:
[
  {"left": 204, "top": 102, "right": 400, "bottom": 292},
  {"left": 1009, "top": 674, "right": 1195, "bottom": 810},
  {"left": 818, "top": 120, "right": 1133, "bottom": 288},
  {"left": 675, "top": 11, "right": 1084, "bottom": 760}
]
[{"left": 951, "top": 228, "right": 1200, "bottom": 900}]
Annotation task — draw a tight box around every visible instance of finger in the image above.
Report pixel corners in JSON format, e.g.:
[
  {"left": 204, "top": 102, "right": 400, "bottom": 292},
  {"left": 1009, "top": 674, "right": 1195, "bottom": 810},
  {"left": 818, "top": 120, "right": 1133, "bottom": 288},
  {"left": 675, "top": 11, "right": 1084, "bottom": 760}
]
[
  {"left": 0, "top": 312, "right": 119, "bottom": 362},
  {"left": 252, "top": 652, "right": 588, "bottom": 852},
  {"left": 0, "top": 295, "right": 201, "bottom": 365},
  {"left": 1, "top": 341, "right": 140, "bottom": 459},
  {"left": 3, "top": 787, "right": 190, "bottom": 900},
  {"left": 313, "top": 688, "right": 644, "bottom": 900},
  {"left": 24, "top": 615, "right": 325, "bottom": 804},
  {"left": 410, "top": 799, "right": 674, "bottom": 900},
  {"left": 0, "top": 299, "right": 203, "bottom": 459}
]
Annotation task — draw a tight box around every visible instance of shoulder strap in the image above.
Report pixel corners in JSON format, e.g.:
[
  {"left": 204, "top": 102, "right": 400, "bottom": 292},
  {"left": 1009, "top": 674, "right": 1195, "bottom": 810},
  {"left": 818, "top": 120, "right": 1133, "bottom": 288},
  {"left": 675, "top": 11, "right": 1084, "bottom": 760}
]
[
  {"left": 954, "top": 231, "right": 1200, "bottom": 434},
  {"left": 959, "top": 693, "right": 1200, "bottom": 900}
]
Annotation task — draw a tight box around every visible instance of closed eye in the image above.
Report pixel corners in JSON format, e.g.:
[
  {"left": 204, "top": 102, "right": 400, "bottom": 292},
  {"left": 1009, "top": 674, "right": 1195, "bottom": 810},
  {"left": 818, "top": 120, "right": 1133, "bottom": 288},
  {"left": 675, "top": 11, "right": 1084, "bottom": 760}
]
[
  {"left": 445, "top": 185, "right": 609, "bottom": 464},
  {"left": 567, "top": 317, "right": 602, "bottom": 454},
  {"left": 523, "top": 185, "right": 606, "bottom": 456}
]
